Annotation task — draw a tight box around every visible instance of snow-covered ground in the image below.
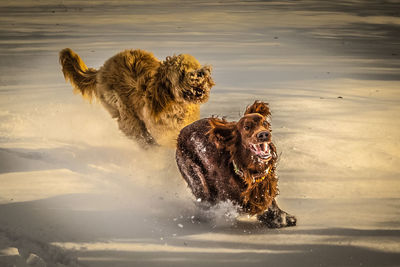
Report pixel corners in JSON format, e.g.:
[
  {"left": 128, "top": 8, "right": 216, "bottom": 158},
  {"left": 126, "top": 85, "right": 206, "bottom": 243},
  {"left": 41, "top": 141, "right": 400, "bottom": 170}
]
[{"left": 1, "top": 1, "right": 399, "bottom": 266}]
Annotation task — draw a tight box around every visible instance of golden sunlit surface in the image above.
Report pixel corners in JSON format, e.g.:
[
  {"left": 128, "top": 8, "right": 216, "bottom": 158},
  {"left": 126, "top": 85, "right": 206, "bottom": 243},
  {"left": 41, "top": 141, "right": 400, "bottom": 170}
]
[{"left": 0, "top": 0, "right": 399, "bottom": 266}]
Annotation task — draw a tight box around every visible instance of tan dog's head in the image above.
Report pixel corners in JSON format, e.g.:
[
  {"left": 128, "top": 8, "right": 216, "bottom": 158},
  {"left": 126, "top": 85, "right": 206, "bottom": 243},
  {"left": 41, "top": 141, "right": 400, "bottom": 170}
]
[{"left": 160, "top": 54, "right": 215, "bottom": 104}]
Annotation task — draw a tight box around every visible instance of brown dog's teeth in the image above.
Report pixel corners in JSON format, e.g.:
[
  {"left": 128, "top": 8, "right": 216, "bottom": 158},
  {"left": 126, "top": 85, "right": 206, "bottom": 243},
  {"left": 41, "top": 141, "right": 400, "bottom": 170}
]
[
  {"left": 252, "top": 144, "right": 258, "bottom": 152},
  {"left": 264, "top": 143, "right": 269, "bottom": 153}
]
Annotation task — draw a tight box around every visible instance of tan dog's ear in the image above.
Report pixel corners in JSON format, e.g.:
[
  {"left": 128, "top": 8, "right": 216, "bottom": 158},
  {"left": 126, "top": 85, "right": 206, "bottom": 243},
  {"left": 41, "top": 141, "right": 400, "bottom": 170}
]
[
  {"left": 245, "top": 100, "right": 271, "bottom": 119},
  {"left": 178, "top": 54, "right": 201, "bottom": 72},
  {"left": 150, "top": 56, "right": 183, "bottom": 118},
  {"left": 208, "top": 118, "right": 237, "bottom": 149},
  {"left": 159, "top": 55, "right": 182, "bottom": 93}
]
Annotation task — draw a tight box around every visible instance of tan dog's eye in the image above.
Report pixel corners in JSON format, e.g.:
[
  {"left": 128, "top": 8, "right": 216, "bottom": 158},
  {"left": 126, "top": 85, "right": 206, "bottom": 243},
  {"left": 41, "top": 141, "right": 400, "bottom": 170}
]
[
  {"left": 263, "top": 120, "right": 268, "bottom": 126},
  {"left": 244, "top": 125, "right": 250, "bottom": 131}
]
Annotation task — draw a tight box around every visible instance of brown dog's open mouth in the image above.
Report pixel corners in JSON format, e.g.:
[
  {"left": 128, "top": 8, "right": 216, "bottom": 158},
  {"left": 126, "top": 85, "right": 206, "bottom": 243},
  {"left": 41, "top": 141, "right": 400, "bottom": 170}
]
[{"left": 250, "top": 142, "right": 272, "bottom": 161}]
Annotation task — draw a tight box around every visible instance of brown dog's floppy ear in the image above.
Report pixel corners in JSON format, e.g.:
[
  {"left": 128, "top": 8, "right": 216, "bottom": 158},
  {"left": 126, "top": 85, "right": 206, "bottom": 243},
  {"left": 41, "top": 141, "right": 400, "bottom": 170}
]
[
  {"left": 208, "top": 118, "right": 237, "bottom": 149},
  {"left": 245, "top": 100, "right": 271, "bottom": 117}
]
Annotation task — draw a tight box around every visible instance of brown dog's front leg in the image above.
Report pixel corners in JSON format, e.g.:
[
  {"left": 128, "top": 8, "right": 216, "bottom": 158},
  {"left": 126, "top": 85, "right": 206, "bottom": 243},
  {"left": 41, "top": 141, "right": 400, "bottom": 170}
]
[
  {"left": 176, "top": 147, "right": 211, "bottom": 202},
  {"left": 257, "top": 200, "right": 297, "bottom": 228}
]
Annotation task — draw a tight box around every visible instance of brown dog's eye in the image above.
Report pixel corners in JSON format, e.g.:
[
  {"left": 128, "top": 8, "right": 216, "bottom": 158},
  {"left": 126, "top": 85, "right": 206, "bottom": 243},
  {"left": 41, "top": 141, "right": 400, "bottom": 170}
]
[
  {"left": 244, "top": 125, "right": 250, "bottom": 131},
  {"left": 263, "top": 121, "right": 268, "bottom": 126}
]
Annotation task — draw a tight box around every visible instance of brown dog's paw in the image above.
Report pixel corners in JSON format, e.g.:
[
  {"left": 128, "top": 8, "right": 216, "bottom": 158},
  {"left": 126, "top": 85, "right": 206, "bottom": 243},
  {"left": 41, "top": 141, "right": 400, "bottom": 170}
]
[
  {"left": 286, "top": 213, "right": 297, "bottom": 226},
  {"left": 257, "top": 209, "right": 297, "bottom": 228}
]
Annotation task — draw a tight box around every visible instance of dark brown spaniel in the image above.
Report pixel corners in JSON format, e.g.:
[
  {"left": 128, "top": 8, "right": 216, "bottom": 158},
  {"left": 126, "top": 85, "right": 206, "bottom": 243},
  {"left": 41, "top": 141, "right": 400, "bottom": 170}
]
[{"left": 176, "top": 101, "right": 296, "bottom": 228}]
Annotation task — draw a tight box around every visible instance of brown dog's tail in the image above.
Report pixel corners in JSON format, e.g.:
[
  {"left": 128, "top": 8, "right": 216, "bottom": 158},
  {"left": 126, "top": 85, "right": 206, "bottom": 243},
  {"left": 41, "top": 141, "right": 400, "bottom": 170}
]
[{"left": 59, "top": 48, "right": 98, "bottom": 100}]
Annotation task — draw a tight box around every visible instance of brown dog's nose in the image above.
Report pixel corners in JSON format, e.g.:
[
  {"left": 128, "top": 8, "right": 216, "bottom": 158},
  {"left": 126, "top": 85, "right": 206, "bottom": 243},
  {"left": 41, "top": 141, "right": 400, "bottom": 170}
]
[{"left": 257, "top": 131, "right": 270, "bottom": 141}]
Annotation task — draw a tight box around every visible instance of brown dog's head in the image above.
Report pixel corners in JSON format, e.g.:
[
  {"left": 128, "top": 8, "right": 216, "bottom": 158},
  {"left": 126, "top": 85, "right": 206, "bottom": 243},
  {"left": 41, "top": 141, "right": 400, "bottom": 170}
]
[
  {"left": 239, "top": 101, "right": 273, "bottom": 161},
  {"left": 209, "top": 101, "right": 275, "bottom": 164},
  {"left": 208, "top": 101, "right": 278, "bottom": 215},
  {"left": 159, "top": 54, "right": 215, "bottom": 104}
]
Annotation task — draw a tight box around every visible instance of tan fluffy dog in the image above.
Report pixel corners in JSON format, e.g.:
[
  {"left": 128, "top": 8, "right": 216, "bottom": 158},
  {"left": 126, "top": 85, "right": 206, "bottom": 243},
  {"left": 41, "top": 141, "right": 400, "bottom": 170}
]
[{"left": 59, "top": 48, "right": 215, "bottom": 147}]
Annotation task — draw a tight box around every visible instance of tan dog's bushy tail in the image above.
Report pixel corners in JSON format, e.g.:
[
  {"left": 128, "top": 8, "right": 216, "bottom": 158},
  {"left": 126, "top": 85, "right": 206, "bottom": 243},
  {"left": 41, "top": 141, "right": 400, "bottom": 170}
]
[{"left": 59, "top": 48, "right": 97, "bottom": 100}]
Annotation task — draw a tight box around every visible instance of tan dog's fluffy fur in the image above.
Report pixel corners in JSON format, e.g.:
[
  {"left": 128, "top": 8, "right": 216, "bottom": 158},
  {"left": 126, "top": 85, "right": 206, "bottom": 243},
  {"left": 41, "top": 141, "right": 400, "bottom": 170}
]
[{"left": 59, "top": 48, "right": 214, "bottom": 147}]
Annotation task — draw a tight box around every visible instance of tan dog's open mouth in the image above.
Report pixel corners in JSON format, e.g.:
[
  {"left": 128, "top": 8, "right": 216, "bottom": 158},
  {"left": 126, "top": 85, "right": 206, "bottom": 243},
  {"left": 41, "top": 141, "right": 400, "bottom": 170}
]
[
  {"left": 194, "top": 86, "right": 207, "bottom": 98},
  {"left": 185, "top": 67, "right": 214, "bottom": 103},
  {"left": 250, "top": 142, "right": 272, "bottom": 161},
  {"left": 183, "top": 86, "right": 209, "bottom": 102}
]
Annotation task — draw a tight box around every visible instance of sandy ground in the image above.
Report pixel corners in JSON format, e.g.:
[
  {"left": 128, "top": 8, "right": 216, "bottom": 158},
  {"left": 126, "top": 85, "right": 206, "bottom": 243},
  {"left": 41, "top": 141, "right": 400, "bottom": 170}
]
[{"left": 0, "top": 1, "right": 400, "bottom": 266}]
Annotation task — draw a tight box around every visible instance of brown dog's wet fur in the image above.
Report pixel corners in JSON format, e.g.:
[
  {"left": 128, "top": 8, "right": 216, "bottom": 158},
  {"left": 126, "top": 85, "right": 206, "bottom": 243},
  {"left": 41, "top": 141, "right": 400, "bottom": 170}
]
[
  {"left": 176, "top": 101, "right": 296, "bottom": 228},
  {"left": 59, "top": 48, "right": 214, "bottom": 147}
]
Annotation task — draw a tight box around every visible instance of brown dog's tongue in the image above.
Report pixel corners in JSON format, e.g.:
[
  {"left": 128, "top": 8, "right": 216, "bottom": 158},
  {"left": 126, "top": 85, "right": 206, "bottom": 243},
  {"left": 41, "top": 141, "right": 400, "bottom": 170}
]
[{"left": 252, "top": 143, "right": 271, "bottom": 155}]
